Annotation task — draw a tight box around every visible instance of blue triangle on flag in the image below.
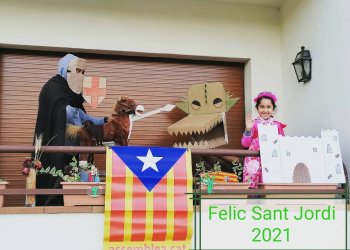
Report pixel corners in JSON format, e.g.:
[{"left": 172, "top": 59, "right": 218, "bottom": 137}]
[{"left": 111, "top": 146, "right": 186, "bottom": 191}]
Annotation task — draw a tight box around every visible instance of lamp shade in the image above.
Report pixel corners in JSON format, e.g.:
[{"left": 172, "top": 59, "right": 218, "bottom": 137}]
[{"left": 292, "top": 46, "right": 312, "bottom": 83}]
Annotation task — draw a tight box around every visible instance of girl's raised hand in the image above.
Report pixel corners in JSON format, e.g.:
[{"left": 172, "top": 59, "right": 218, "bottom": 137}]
[{"left": 245, "top": 114, "right": 253, "bottom": 131}]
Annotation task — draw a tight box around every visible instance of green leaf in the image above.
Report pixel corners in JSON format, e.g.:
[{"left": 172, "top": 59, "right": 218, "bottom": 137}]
[{"left": 49, "top": 167, "right": 57, "bottom": 175}]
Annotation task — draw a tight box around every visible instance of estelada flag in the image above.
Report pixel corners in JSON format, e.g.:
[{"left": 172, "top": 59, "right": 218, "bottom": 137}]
[
  {"left": 82, "top": 76, "right": 106, "bottom": 110},
  {"left": 104, "top": 146, "right": 193, "bottom": 250}
]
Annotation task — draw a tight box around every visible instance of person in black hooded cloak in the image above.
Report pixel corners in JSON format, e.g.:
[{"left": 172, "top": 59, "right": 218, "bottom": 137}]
[{"left": 34, "top": 54, "right": 106, "bottom": 206}]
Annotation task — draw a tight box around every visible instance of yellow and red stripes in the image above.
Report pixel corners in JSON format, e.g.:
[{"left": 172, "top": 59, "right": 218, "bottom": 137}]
[
  {"left": 207, "top": 171, "right": 239, "bottom": 183},
  {"left": 104, "top": 148, "right": 193, "bottom": 249}
]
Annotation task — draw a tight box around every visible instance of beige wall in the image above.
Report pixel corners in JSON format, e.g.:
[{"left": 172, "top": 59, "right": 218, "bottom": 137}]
[
  {"left": 0, "top": 0, "right": 282, "bottom": 118},
  {"left": 281, "top": 0, "right": 350, "bottom": 178}
]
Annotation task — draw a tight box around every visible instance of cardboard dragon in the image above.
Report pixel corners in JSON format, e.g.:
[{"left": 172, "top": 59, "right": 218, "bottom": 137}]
[{"left": 168, "top": 82, "right": 240, "bottom": 149}]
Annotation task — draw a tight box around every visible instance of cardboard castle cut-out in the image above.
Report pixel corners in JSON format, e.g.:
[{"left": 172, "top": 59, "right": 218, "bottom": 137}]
[{"left": 259, "top": 124, "right": 345, "bottom": 184}]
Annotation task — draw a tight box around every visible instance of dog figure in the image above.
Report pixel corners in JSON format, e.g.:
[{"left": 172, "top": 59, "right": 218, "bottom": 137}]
[{"left": 67, "top": 96, "right": 143, "bottom": 161}]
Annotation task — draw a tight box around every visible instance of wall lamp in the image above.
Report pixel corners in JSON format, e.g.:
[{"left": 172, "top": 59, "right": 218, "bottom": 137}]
[{"left": 292, "top": 46, "right": 312, "bottom": 83}]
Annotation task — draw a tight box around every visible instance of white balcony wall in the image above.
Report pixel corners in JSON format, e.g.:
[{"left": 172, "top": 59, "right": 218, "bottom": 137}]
[
  {"left": 281, "top": 0, "right": 350, "bottom": 178},
  {"left": 0, "top": 0, "right": 282, "bottom": 118}
]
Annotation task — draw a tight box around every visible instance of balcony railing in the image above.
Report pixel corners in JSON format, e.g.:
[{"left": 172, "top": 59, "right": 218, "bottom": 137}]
[{"left": 0, "top": 145, "right": 348, "bottom": 198}]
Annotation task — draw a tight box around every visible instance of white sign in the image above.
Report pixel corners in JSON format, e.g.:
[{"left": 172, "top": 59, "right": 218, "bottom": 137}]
[{"left": 199, "top": 199, "right": 346, "bottom": 249}]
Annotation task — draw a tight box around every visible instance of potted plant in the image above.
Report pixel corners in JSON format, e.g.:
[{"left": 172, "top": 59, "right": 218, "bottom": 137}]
[
  {"left": 21, "top": 134, "right": 52, "bottom": 207},
  {"left": 39, "top": 157, "right": 105, "bottom": 206},
  {"left": 196, "top": 160, "right": 249, "bottom": 197},
  {"left": 0, "top": 179, "right": 8, "bottom": 207},
  {"left": 21, "top": 134, "right": 58, "bottom": 207},
  {"left": 258, "top": 181, "right": 339, "bottom": 199}
]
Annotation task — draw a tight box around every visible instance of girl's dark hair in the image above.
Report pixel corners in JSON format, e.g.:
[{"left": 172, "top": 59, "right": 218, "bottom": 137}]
[{"left": 255, "top": 96, "right": 276, "bottom": 110}]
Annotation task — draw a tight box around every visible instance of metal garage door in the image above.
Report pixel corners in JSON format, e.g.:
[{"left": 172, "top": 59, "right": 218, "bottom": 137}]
[{"left": 0, "top": 49, "right": 244, "bottom": 206}]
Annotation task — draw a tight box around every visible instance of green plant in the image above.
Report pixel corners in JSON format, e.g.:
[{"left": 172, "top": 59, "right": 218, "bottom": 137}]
[
  {"left": 196, "top": 161, "right": 223, "bottom": 193},
  {"left": 39, "top": 156, "right": 99, "bottom": 182},
  {"left": 232, "top": 161, "right": 243, "bottom": 181},
  {"left": 195, "top": 161, "right": 206, "bottom": 175},
  {"left": 213, "top": 161, "right": 222, "bottom": 172},
  {"left": 195, "top": 161, "right": 222, "bottom": 176}
]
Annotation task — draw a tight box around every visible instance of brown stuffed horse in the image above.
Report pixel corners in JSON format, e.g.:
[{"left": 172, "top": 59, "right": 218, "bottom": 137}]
[{"left": 67, "top": 96, "right": 142, "bottom": 160}]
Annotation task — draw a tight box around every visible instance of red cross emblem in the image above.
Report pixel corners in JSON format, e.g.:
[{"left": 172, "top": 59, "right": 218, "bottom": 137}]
[{"left": 83, "top": 76, "right": 106, "bottom": 109}]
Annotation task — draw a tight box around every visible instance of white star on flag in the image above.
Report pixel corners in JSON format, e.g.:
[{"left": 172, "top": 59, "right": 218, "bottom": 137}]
[{"left": 137, "top": 149, "right": 163, "bottom": 172}]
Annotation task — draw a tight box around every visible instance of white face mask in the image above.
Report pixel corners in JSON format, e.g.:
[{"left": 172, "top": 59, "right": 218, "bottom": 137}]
[{"left": 67, "top": 58, "right": 86, "bottom": 94}]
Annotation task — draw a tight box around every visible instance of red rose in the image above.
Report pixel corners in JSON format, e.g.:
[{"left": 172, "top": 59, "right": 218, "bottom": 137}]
[
  {"left": 33, "top": 160, "right": 42, "bottom": 169},
  {"left": 23, "top": 158, "right": 32, "bottom": 168},
  {"left": 22, "top": 167, "right": 29, "bottom": 175}
]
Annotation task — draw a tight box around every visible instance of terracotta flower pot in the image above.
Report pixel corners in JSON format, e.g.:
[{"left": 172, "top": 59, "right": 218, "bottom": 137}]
[
  {"left": 258, "top": 183, "right": 338, "bottom": 199},
  {"left": 61, "top": 182, "right": 105, "bottom": 206},
  {"left": 200, "top": 182, "right": 250, "bottom": 198}
]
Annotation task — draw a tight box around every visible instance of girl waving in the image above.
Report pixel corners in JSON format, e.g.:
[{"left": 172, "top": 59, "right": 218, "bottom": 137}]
[{"left": 242, "top": 92, "right": 286, "bottom": 188}]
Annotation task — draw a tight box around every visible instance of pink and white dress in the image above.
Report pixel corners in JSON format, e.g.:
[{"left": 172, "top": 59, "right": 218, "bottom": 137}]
[{"left": 241, "top": 116, "right": 286, "bottom": 188}]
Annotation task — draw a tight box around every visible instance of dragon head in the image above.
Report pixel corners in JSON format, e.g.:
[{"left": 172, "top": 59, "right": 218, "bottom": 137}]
[{"left": 168, "top": 82, "right": 240, "bottom": 148}]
